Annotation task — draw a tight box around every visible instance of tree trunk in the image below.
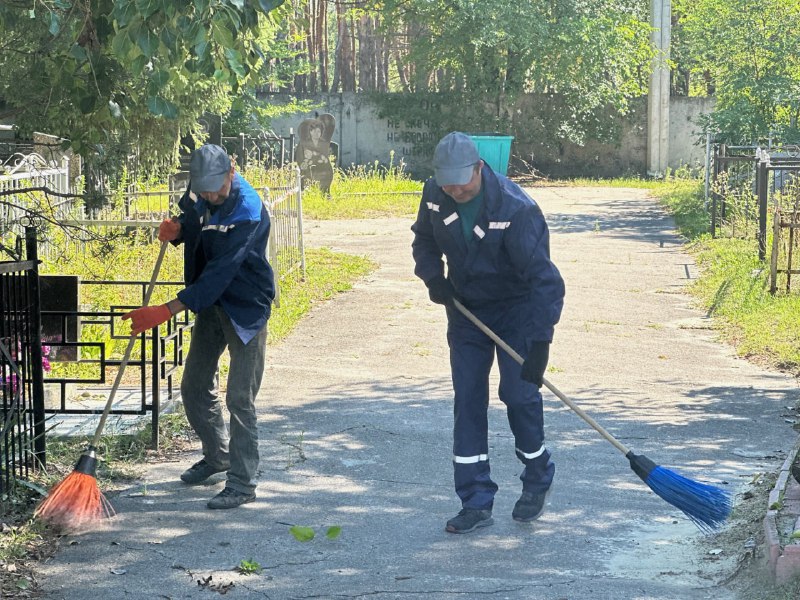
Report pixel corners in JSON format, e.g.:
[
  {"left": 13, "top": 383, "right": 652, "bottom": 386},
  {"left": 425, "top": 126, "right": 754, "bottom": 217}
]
[
  {"left": 306, "top": 0, "right": 317, "bottom": 93},
  {"left": 376, "top": 16, "right": 387, "bottom": 93},
  {"left": 331, "top": 1, "right": 345, "bottom": 92},
  {"left": 318, "top": 0, "right": 329, "bottom": 92},
  {"left": 338, "top": 9, "right": 355, "bottom": 92},
  {"left": 395, "top": 48, "right": 410, "bottom": 93}
]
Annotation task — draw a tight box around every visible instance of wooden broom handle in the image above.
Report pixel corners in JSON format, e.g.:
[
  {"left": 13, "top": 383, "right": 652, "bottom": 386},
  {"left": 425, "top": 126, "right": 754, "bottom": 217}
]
[
  {"left": 90, "top": 241, "right": 169, "bottom": 447},
  {"left": 452, "top": 299, "right": 630, "bottom": 456}
]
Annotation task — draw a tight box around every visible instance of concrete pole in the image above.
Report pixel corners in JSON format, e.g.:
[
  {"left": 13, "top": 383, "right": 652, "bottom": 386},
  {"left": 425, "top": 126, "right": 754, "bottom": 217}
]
[{"left": 647, "top": 0, "right": 671, "bottom": 177}]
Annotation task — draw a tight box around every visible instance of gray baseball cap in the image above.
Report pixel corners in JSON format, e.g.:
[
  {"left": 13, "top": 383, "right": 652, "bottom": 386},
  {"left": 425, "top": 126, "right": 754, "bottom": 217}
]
[
  {"left": 190, "top": 144, "right": 232, "bottom": 193},
  {"left": 433, "top": 132, "right": 480, "bottom": 186}
]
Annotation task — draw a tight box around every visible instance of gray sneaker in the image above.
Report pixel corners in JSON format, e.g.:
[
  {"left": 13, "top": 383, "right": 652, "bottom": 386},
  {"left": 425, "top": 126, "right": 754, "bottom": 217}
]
[
  {"left": 180, "top": 459, "right": 227, "bottom": 484},
  {"left": 445, "top": 508, "right": 493, "bottom": 534},
  {"left": 512, "top": 489, "right": 551, "bottom": 522},
  {"left": 207, "top": 487, "right": 256, "bottom": 510}
]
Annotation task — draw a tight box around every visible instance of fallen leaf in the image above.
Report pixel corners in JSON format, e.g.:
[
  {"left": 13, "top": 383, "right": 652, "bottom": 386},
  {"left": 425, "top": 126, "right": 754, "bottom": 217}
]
[{"left": 290, "top": 526, "right": 315, "bottom": 542}]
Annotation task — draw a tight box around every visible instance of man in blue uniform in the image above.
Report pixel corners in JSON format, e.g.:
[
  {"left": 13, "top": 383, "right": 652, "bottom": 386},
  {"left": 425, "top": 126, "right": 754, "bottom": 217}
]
[
  {"left": 123, "top": 144, "right": 274, "bottom": 509},
  {"left": 411, "top": 132, "right": 564, "bottom": 533}
]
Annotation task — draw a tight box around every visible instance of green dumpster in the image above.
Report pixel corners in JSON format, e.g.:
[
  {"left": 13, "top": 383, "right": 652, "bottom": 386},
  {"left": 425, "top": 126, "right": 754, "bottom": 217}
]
[{"left": 468, "top": 133, "right": 514, "bottom": 175}]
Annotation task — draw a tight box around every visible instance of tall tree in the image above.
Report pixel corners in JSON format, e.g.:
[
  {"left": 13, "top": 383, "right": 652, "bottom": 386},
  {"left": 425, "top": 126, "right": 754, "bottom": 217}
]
[
  {"left": 0, "top": 0, "right": 287, "bottom": 171},
  {"left": 674, "top": 0, "right": 800, "bottom": 143},
  {"left": 375, "top": 0, "right": 653, "bottom": 143}
]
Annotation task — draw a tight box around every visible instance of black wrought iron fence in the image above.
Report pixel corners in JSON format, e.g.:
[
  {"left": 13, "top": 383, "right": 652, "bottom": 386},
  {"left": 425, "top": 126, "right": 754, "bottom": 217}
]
[
  {"left": 40, "top": 280, "right": 192, "bottom": 448},
  {"left": 0, "top": 227, "right": 46, "bottom": 502},
  {"left": 222, "top": 132, "right": 295, "bottom": 171},
  {"left": 711, "top": 145, "right": 800, "bottom": 262}
]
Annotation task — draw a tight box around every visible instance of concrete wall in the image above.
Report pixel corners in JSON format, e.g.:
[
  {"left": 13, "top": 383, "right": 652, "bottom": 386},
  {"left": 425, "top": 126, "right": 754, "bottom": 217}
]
[
  {"left": 668, "top": 96, "right": 715, "bottom": 170},
  {"left": 265, "top": 93, "right": 715, "bottom": 179}
]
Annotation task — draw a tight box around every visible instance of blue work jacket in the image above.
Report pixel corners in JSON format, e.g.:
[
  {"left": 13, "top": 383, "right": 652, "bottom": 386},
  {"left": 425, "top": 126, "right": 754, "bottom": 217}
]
[
  {"left": 174, "top": 173, "right": 275, "bottom": 344},
  {"left": 411, "top": 164, "right": 564, "bottom": 342}
]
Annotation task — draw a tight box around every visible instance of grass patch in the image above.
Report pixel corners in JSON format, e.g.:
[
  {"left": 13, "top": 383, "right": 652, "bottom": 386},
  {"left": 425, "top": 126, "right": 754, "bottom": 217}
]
[
  {"left": 302, "top": 158, "right": 423, "bottom": 219},
  {"left": 269, "top": 247, "right": 376, "bottom": 343},
  {"left": 686, "top": 237, "right": 800, "bottom": 373},
  {"left": 636, "top": 178, "right": 800, "bottom": 376}
]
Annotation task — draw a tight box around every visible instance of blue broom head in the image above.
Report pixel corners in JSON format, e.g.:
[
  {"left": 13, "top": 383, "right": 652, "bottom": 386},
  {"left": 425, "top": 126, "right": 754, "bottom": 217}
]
[{"left": 627, "top": 452, "right": 732, "bottom": 533}]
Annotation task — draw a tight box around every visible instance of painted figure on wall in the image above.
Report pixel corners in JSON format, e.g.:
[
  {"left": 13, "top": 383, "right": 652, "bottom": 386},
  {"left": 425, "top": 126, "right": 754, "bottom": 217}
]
[{"left": 296, "top": 114, "right": 335, "bottom": 194}]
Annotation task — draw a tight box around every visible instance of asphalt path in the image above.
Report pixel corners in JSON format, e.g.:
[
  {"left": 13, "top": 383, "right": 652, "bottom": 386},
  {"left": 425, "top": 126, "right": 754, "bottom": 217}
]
[{"left": 37, "top": 186, "right": 800, "bottom": 599}]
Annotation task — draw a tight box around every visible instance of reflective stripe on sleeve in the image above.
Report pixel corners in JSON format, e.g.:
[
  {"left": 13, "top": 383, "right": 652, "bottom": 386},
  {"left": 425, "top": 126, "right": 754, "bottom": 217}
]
[
  {"left": 453, "top": 453, "right": 489, "bottom": 464},
  {"left": 426, "top": 202, "right": 440, "bottom": 212},
  {"left": 202, "top": 224, "right": 236, "bottom": 232}
]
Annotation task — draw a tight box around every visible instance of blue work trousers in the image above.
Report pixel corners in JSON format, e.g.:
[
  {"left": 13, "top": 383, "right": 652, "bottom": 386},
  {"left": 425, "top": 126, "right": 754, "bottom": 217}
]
[
  {"left": 447, "top": 304, "right": 555, "bottom": 510},
  {"left": 181, "top": 305, "right": 267, "bottom": 494}
]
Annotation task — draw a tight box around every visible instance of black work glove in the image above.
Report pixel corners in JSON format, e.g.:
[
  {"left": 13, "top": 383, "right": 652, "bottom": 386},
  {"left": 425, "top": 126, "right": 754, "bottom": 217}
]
[
  {"left": 426, "top": 275, "right": 457, "bottom": 306},
  {"left": 521, "top": 341, "right": 550, "bottom": 387}
]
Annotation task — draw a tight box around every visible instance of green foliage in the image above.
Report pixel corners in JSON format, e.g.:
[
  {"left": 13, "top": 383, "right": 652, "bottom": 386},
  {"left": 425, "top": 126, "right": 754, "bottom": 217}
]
[
  {"left": 688, "top": 236, "right": 800, "bottom": 373},
  {"left": 674, "top": 0, "right": 800, "bottom": 144},
  {"left": 223, "top": 97, "right": 320, "bottom": 137},
  {"left": 372, "top": 0, "right": 653, "bottom": 148},
  {"left": 633, "top": 179, "right": 800, "bottom": 376},
  {"left": 289, "top": 525, "right": 341, "bottom": 542},
  {"left": 0, "top": 0, "right": 288, "bottom": 169},
  {"left": 236, "top": 558, "right": 262, "bottom": 575},
  {"left": 0, "top": 520, "right": 46, "bottom": 563},
  {"left": 289, "top": 526, "right": 315, "bottom": 542},
  {"left": 302, "top": 154, "right": 423, "bottom": 219}
]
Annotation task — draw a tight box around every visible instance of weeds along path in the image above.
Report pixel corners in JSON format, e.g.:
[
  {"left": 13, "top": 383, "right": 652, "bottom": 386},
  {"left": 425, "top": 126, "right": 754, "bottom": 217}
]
[{"left": 36, "top": 187, "right": 800, "bottom": 600}]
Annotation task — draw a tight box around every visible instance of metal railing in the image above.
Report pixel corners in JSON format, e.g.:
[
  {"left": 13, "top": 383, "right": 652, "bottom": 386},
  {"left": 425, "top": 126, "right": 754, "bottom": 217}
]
[
  {"left": 40, "top": 281, "right": 192, "bottom": 448},
  {"left": 222, "top": 132, "right": 295, "bottom": 171},
  {"left": 710, "top": 144, "right": 800, "bottom": 261},
  {"left": 261, "top": 167, "right": 305, "bottom": 304},
  {"left": 0, "top": 228, "right": 46, "bottom": 501}
]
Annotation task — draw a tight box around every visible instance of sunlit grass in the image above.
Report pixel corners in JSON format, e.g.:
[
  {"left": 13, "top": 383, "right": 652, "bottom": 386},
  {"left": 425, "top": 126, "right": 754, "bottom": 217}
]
[
  {"left": 303, "top": 154, "right": 423, "bottom": 219},
  {"left": 643, "top": 180, "right": 800, "bottom": 376}
]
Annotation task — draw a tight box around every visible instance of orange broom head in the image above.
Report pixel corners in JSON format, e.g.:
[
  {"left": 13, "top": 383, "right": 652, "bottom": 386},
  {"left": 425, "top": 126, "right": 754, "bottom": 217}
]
[{"left": 35, "top": 447, "right": 115, "bottom": 531}]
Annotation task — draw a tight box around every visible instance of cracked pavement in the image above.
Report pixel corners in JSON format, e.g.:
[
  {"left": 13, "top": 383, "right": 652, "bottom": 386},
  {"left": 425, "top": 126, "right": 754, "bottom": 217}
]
[{"left": 37, "top": 187, "right": 800, "bottom": 599}]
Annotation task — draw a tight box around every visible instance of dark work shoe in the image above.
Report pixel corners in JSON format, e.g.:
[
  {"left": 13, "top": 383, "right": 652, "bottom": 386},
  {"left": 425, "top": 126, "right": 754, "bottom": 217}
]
[
  {"left": 180, "top": 459, "right": 227, "bottom": 484},
  {"left": 207, "top": 487, "right": 256, "bottom": 509},
  {"left": 512, "top": 489, "right": 551, "bottom": 522},
  {"left": 445, "top": 509, "right": 494, "bottom": 534}
]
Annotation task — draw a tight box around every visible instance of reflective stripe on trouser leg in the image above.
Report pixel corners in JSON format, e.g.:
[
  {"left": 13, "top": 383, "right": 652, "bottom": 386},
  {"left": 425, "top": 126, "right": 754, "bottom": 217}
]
[
  {"left": 181, "top": 306, "right": 231, "bottom": 471},
  {"left": 448, "top": 308, "right": 498, "bottom": 510},
  {"left": 496, "top": 327, "right": 555, "bottom": 494}
]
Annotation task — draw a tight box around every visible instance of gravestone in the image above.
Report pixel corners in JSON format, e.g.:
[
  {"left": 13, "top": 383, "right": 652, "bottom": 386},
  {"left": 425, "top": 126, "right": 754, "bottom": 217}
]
[
  {"left": 179, "top": 113, "right": 223, "bottom": 172},
  {"left": 296, "top": 114, "right": 336, "bottom": 194},
  {"left": 39, "top": 275, "right": 80, "bottom": 361}
]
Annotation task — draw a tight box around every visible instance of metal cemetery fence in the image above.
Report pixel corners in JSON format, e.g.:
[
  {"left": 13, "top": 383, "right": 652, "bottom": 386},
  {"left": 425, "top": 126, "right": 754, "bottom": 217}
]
[
  {"left": 710, "top": 145, "right": 800, "bottom": 273},
  {"left": 40, "top": 278, "right": 192, "bottom": 449},
  {"left": 0, "top": 228, "right": 47, "bottom": 502},
  {"left": 222, "top": 131, "right": 295, "bottom": 171},
  {"left": 0, "top": 158, "right": 306, "bottom": 485}
]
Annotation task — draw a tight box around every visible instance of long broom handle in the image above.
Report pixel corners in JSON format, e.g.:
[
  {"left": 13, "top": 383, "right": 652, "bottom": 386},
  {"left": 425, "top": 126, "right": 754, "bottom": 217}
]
[
  {"left": 89, "top": 241, "right": 169, "bottom": 448},
  {"left": 452, "top": 299, "right": 631, "bottom": 456}
]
